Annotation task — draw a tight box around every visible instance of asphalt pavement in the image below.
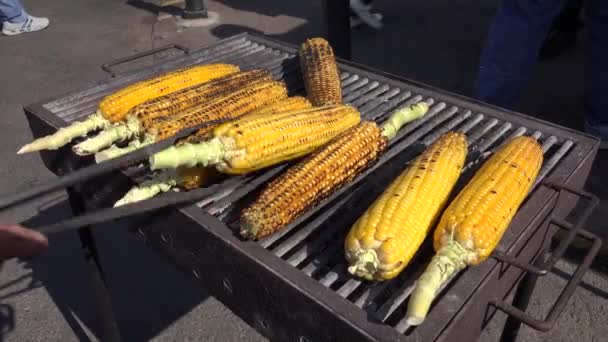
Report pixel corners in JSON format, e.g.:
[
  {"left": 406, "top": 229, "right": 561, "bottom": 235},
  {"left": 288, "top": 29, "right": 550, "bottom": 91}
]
[{"left": 0, "top": 1, "right": 606, "bottom": 341}]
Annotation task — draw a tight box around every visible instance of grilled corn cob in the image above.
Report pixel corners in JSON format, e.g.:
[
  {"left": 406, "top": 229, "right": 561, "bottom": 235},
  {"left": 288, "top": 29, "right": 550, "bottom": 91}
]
[
  {"left": 94, "top": 80, "right": 288, "bottom": 162},
  {"left": 300, "top": 38, "right": 342, "bottom": 106},
  {"left": 243, "top": 96, "right": 312, "bottom": 117},
  {"left": 18, "top": 64, "right": 239, "bottom": 154},
  {"left": 182, "top": 96, "right": 313, "bottom": 144},
  {"left": 240, "top": 102, "right": 429, "bottom": 240},
  {"left": 149, "top": 105, "right": 361, "bottom": 174},
  {"left": 73, "top": 69, "right": 272, "bottom": 155},
  {"left": 406, "top": 136, "right": 543, "bottom": 326},
  {"left": 114, "top": 166, "right": 219, "bottom": 207},
  {"left": 115, "top": 96, "right": 313, "bottom": 205},
  {"left": 345, "top": 132, "right": 468, "bottom": 281}
]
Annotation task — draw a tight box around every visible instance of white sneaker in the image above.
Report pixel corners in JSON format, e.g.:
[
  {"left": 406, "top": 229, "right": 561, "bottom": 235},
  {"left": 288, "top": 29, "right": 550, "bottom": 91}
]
[
  {"left": 350, "top": 0, "right": 383, "bottom": 30},
  {"left": 350, "top": 13, "right": 383, "bottom": 28},
  {"left": 2, "top": 15, "right": 50, "bottom": 36}
]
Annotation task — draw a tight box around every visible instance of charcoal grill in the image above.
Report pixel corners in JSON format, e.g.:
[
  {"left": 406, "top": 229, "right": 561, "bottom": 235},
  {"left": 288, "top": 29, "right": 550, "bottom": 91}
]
[{"left": 22, "top": 34, "right": 602, "bottom": 342}]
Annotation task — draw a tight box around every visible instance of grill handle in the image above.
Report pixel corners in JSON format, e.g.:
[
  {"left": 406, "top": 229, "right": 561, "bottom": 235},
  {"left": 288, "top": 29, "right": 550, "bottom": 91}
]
[
  {"left": 490, "top": 182, "right": 602, "bottom": 332},
  {"left": 101, "top": 44, "right": 190, "bottom": 77}
]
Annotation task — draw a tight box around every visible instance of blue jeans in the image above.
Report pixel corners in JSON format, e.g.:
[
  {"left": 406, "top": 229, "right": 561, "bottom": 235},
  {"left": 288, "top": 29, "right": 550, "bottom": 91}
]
[
  {"left": 475, "top": 0, "right": 608, "bottom": 140},
  {"left": 0, "top": 0, "right": 27, "bottom": 23}
]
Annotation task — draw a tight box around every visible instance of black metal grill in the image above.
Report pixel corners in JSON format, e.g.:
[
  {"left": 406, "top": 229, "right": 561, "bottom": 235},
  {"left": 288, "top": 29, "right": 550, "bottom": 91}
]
[{"left": 23, "top": 34, "right": 601, "bottom": 342}]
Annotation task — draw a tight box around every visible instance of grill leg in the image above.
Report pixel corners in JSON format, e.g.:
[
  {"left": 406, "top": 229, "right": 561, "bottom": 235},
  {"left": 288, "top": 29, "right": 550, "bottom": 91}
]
[
  {"left": 499, "top": 273, "right": 539, "bottom": 342},
  {"left": 499, "top": 238, "right": 551, "bottom": 342},
  {"left": 322, "top": 0, "right": 351, "bottom": 59},
  {"left": 66, "top": 188, "right": 122, "bottom": 342}
]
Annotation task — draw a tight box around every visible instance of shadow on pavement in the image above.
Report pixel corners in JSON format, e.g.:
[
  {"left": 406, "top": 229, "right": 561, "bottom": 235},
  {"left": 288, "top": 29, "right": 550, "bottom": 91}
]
[{"left": 11, "top": 199, "right": 210, "bottom": 341}]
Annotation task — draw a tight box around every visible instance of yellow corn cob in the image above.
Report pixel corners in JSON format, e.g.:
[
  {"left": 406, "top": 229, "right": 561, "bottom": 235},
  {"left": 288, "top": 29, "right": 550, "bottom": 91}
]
[
  {"left": 147, "top": 80, "right": 288, "bottom": 140},
  {"left": 94, "top": 80, "right": 288, "bottom": 162},
  {"left": 73, "top": 69, "right": 272, "bottom": 155},
  {"left": 114, "top": 166, "right": 219, "bottom": 207},
  {"left": 149, "top": 105, "right": 362, "bottom": 174},
  {"left": 18, "top": 64, "right": 239, "bottom": 154},
  {"left": 406, "top": 136, "right": 543, "bottom": 326},
  {"left": 240, "top": 102, "right": 429, "bottom": 240},
  {"left": 300, "top": 38, "right": 342, "bottom": 106},
  {"left": 345, "top": 132, "right": 468, "bottom": 281},
  {"left": 244, "top": 96, "right": 313, "bottom": 117},
  {"left": 182, "top": 96, "right": 313, "bottom": 144}
]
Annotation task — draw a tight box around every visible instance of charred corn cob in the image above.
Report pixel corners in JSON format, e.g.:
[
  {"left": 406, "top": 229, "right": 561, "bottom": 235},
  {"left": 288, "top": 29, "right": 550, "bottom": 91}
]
[
  {"left": 115, "top": 96, "right": 313, "bottom": 205},
  {"left": 182, "top": 96, "right": 313, "bottom": 144},
  {"left": 345, "top": 132, "right": 468, "bottom": 281},
  {"left": 406, "top": 136, "right": 543, "bottom": 326},
  {"left": 114, "top": 166, "right": 219, "bottom": 207},
  {"left": 149, "top": 105, "right": 362, "bottom": 174},
  {"left": 243, "top": 96, "right": 312, "bottom": 117},
  {"left": 240, "top": 102, "right": 429, "bottom": 240},
  {"left": 94, "top": 80, "right": 288, "bottom": 162},
  {"left": 300, "top": 38, "right": 342, "bottom": 106},
  {"left": 18, "top": 64, "right": 239, "bottom": 154},
  {"left": 73, "top": 69, "right": 272, "bottom": 155}
]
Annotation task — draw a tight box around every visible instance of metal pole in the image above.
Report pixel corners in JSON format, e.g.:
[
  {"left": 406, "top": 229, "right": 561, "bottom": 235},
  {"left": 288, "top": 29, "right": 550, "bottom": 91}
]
[
  {"left": 183, "top": 0, "right": 208, "bottom": 19},
  {"left": 322, "top": 0, "right": 351, "bottom": 60}
]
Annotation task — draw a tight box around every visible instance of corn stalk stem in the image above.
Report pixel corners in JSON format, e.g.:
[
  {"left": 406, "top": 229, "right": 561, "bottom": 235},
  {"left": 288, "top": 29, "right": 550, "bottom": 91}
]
[
  {"left": 406, "top": 240, "right": 472, "bottom": 326},
  {"left": 150, "top": 138, "right": 226, "bottom": 170},
  {"left": 73, "top": 116, "right": 142, "bottom": 155},
  {"left": 18, "top": 112, "right": 109, "bottom": 154},
  {"left": 380, "top": 102, "right": 429, "bottom": 140},
  {"left": 114, "top": 171, "right": 177, "bottom": 207}
]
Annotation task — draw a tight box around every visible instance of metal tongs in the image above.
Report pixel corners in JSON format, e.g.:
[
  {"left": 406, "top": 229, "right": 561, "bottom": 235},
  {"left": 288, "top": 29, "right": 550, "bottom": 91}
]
[{"left": 0, "top": 119, "right": 233, "bottom": 235}]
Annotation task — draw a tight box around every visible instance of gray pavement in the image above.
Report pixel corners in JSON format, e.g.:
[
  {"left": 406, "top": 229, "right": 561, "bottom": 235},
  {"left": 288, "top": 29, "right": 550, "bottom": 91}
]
[{"left": 0, "top": 0, "right": 606, "bottom": 341}]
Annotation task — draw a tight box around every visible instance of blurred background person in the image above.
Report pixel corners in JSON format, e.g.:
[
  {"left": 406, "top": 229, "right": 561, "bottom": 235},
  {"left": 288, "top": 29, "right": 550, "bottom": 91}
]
[
  {"left": 474, "top": 0, "right": 607, "bottom": 148},
  {"left": 350, "top": 0, "right": 383, "bottom": 29},
  {"left": 1, "top": 0, "right": 49, "bottom": 36}
]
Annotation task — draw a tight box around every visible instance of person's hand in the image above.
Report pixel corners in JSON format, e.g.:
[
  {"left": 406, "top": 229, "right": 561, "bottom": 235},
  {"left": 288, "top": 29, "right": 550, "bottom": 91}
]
[{"left": 0, "top": 224, "right": 48, "bottom": 262}]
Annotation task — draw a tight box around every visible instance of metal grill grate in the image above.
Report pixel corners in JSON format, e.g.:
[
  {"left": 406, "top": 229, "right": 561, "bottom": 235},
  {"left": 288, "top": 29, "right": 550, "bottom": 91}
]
[{"left": 27, "top": 34, "right": 598, "bottom": 341}]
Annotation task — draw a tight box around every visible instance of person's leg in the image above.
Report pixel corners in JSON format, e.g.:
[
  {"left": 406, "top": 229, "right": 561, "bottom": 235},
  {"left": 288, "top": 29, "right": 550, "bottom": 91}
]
[
  {"left": 0, "top": 0, "right": 27, "bottom": 23},
  {"left": 1, "top": 0, "right": 49, "bottom": 36},
  {"left": 474, "top": 0, "right": 567, "bottom": 108},
  {"left": 584, "top": 0, "right": 608, "bottom": 144},
  {"left": 350, "top": 0, "right": 382, "bottom": 30},
  {"left": 540, "top": 0, "right": 584, "bottom": 61}
]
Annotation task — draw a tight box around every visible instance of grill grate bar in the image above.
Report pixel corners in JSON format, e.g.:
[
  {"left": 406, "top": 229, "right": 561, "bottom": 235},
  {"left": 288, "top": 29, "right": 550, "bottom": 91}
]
[
  {"left": 349, "top": 85, "right": 391, "bottom": 108},
  {"left": 343, "top": 81, "right": 381, "bottom": 104},
  {"left": 467, "top": 118, "right": 499, "bottom": 142},
  {"left": 541, "top": 136, "right": 559, "bottom": 153},
  {"left": 342, "top": 78, "right": 370, "bottom": 94},
  {"left": 206, "top": 166, "right": 288, "bottom": 215},
  {"left": 271, "top": 194, "right": 352, "bottom": 257},
  {"left": 365, "top": 91, "right": 413, "bottom": 122},
  {"left": 319, "top": 262, "right": 347, "bottom": 287},
  {"left": 301, "top": 242, "right": 341, "bottom": 276},
  {"left": 535, "top": 139, "right": 574, "bottom": 186},
  {"left": 374, "top": 282, "right": 417, "bottom": 323},
  {"left": 284, "top": 200, "right": 352, "bottom": 267},
  {"left": 422, "top": 110, "right": 473, "bottom": 145},
  {"left": 336, "top": 278, "right": 362, "bottom": 298},
  {"left": 456, "top": 113, "right": 485, "bottom": 134},
  {"left": 358, "top": 88, "right": 402, "bottom": 115},
  {"left": 474, "top": 122, "right": 514, "bottom": 153},
  {"left": 354, "top": 282, "right": 391, "bottom": 309}
]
